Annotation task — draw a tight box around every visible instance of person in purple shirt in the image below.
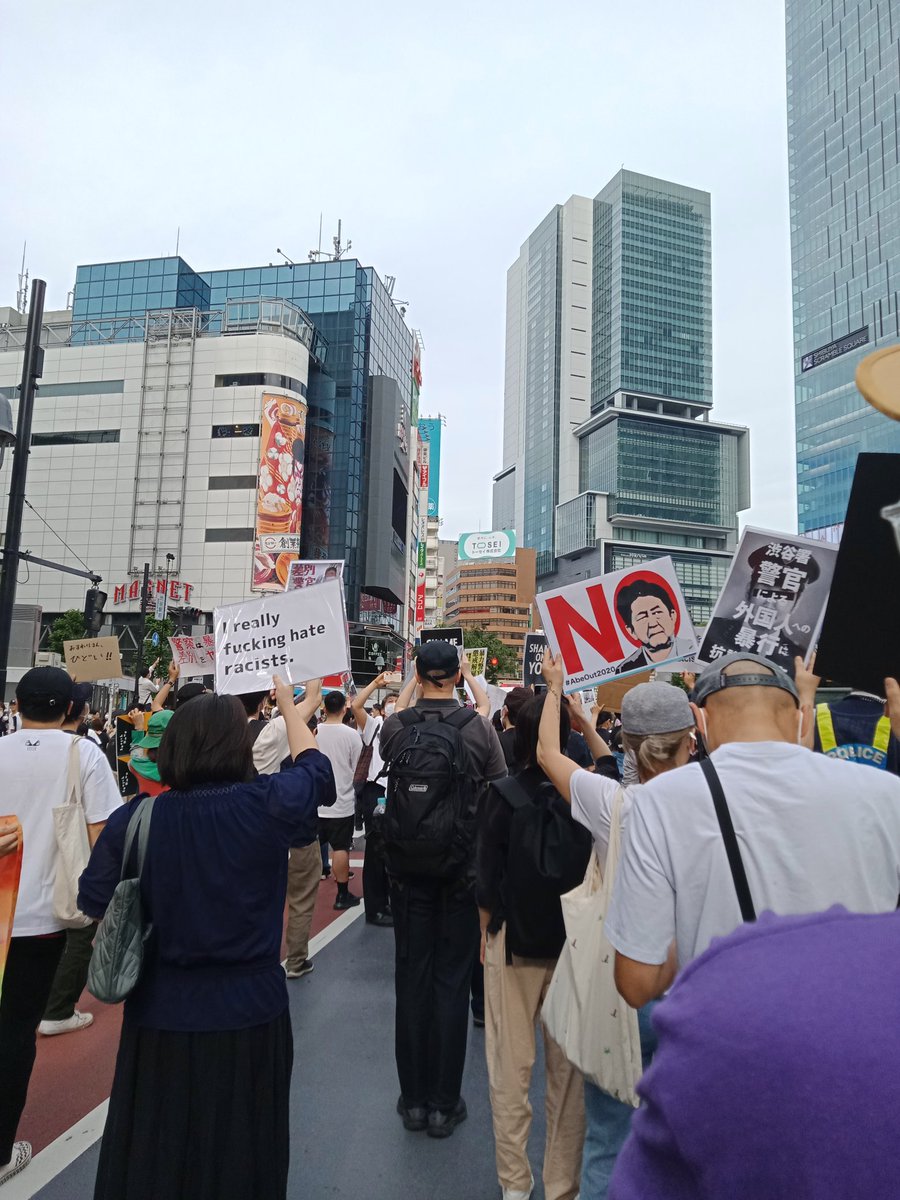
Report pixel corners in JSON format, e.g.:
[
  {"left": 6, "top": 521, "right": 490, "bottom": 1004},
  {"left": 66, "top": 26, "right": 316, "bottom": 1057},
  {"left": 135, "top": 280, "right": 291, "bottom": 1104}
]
[
  {"left": 610, "top": 907, "right": 900, "bottom": 1199},
  {"left": 78, "top": 677, "right": 334, "bottom": 1200}
]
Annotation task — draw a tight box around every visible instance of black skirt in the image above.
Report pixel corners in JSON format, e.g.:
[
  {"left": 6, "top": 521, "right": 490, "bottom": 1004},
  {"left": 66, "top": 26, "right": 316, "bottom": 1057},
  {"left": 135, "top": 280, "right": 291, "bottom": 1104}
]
[{"left": 94, "top": 1010, "right": 293, "bottom": 1200}]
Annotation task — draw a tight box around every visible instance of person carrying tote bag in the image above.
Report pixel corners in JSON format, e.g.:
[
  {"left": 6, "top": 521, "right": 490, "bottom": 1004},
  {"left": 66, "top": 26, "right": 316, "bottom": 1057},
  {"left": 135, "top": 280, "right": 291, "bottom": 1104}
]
[
  {"left": 536, "top": 652, "right": 695, "bottom": 1200},
  {"left": 52, "top": 737, "right": 94, "bottom": 930}
]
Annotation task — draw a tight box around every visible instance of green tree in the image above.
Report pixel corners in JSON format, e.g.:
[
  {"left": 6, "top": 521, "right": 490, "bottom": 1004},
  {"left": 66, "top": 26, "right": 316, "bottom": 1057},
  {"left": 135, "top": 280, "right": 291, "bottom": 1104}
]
[
  {"left": 463, "top": 627, "right": 520, "bottom": 685},
  {"left": 48, "top": 609, "right": 86, "bottom": 655},
  {"left": 142, "top": 617, "right": 175, "bottom": 676}
]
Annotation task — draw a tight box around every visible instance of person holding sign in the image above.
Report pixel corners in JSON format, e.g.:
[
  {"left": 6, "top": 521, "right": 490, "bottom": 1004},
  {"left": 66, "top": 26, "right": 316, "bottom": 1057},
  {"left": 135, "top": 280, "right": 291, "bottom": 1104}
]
[{"left": 78, "top": 678, "right": 333, "bottom": 1200}]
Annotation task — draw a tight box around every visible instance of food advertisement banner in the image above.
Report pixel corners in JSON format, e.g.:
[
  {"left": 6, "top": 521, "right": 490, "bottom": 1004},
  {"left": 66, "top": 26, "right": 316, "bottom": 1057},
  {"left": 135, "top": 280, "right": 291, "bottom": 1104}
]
[{"left": 253, "top": 392, "right": 308, "bottom": 592}]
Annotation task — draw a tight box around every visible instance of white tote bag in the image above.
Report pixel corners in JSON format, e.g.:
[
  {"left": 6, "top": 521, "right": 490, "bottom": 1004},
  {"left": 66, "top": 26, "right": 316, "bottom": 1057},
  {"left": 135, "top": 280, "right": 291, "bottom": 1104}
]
[
  {"left": 52, "top": 736, "right": 93, "bottom": 929},
  {"left": 542, "top": 787, "right": 643, "bottom": 1107}
]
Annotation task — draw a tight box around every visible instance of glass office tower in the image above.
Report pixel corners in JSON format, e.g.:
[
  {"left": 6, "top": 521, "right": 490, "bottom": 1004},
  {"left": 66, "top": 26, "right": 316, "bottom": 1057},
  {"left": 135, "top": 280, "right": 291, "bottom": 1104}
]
[
  {"left": 593, "top": 170, "right": 712, "bottom": 411},
  {"left": 72, "top": 255, "right": 414, "bottom": 613},
  {"left": 787, "top": 0, "right": 900, "bottom": 537}
]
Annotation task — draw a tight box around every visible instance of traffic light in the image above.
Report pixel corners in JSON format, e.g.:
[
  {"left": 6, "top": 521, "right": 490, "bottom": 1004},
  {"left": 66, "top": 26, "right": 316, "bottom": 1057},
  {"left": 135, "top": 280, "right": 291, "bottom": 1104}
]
[
  {"left": 490, "top": 656, "right": 499, "bottom": 668},
  {"left": 84, "top": 587, "right": 108, "bottom": 636}
]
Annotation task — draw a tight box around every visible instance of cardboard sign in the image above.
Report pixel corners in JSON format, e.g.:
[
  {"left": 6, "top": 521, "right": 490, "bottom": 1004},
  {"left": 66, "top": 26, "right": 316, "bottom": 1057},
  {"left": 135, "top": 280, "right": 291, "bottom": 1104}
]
[
  {"left": 466, "top": 647, "right": 487, "bottom": 678},
  {"left": 697, "top": 527, "right": 838, "bottom": 673},
  {"left": 168, "top": 634, "right": 216, "bottom": 678},
  {"left": 284, "top": 559, "right": 344, "bottom": 592},
  {"left": 523, "top": 633, "right": 548, "bottom": 687},
  {"left": 214, "top": 578, "right": 350, "bottom": 696},
  {"left": 534, "top": 557, "right": 697, "bottom": 694},
  {"left": 64, "top": 636, "right": 123, "bottom": 683},
  {"left": 815, "top": 454, "right": 900, "bottom": 692},
  {"left": 594, "top": 671, "right": 653, "bottom": 713},
  {"left": 419, "top": 627, "right": 464, "bottom": 661}
]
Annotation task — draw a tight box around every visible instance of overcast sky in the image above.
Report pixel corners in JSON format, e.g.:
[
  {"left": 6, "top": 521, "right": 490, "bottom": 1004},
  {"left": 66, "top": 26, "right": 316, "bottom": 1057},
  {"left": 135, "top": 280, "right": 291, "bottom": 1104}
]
[{"left": 1, "top": 0, "right": 796, "bottom": 541}]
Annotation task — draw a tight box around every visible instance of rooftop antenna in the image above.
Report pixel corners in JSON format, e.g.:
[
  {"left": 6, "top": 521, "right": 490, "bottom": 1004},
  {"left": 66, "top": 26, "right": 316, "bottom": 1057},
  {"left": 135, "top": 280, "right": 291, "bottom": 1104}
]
[
  {"left": 276, "top": 248, "right": 297, "bottom": 267},
  {"left": 16, "top": 244, "right": 28, "bottom": 314},
  {"left": 308, "top": 213, "right": 325, "bottom": 262},
  {"left": 175, "top": 226, "right": 181, "bottom": 256},
  {"left": 332, "top": 219, "right": 351, "bottom": 261}
]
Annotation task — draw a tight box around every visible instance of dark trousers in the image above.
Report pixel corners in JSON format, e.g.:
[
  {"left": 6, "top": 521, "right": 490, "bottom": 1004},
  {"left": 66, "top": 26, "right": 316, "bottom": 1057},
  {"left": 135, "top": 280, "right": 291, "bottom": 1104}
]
[
  {"left": 391, "top": 878, "right": 479, "bottom": 1112},
  {"left": 0, "top": 934, "right": 65, "bottom": 1163},
  {"left": 43, "top": 924, "right": 96, "bottom": 1022},
  {"left": 470, "top": 957, "right": 484, "bottom": 1023},
  {"left": 358, "top": 782, "right": 390, "bottom": 918}
]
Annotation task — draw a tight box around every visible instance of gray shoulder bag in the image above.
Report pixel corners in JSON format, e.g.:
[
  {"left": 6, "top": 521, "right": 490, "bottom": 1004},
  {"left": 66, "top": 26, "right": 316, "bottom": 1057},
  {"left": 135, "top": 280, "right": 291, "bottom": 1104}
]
[{"left": 87, "top": 794, "right": 156, "bottom": 1004}]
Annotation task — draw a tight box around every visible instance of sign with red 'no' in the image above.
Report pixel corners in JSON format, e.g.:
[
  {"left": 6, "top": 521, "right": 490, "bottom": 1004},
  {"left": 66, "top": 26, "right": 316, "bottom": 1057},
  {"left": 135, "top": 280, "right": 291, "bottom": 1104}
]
[{"left": 534, "top": 556, "right": 698, "bottom": 693}]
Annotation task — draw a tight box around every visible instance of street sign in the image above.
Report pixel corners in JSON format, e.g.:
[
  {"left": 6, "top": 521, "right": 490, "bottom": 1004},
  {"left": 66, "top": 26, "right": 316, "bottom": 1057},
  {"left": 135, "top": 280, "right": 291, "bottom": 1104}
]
[
  {"left": 154, "top": 595, "right": 166, "bottom": 621},
  {"left": 151, "top": 631, "right": 160, "bottom": 647}
]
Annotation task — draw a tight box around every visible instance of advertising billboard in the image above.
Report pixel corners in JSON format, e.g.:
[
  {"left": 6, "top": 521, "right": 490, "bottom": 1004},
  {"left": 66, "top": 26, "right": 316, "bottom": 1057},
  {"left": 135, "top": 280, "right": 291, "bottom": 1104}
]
[
  {"left": 458, "top": 530, "right": 517, "bottom": 562},
  {"left": 418, "top": 417, "right": 442, "bottom": 519},
  {"left": 252, "top": 393, "right": 308, "bottom": 592}
]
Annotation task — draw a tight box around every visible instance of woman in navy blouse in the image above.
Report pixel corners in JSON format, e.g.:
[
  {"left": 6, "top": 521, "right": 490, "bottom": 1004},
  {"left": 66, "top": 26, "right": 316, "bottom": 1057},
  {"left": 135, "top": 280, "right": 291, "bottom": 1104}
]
[{"left": 79, "top": 677, "right": 334, "bottom": 1200}]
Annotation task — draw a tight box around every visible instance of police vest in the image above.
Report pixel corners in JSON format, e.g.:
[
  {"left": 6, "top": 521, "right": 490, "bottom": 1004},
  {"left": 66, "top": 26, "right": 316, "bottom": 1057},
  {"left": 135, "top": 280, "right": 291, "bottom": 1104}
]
[{"left": 815, "top": 704, "right": 891, "bottom": 770}]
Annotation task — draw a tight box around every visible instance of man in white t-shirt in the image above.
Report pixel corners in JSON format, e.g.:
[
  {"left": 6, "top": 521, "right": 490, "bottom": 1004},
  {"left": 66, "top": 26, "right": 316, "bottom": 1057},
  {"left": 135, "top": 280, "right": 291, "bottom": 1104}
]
[
  {"left": 316, "top": 691, "right": 363, "bottom": 911},
  {"left": 0, "top": 667, "right": 121, "bottom": 1186},
  {"left": 606, "top": 652, "right": 900, "bottom": 1009}
]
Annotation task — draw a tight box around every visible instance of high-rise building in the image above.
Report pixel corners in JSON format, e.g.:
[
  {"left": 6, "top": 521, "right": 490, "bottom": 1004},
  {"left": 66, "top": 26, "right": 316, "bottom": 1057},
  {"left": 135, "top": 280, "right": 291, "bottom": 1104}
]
[
  {"left": 0, "top": 250, "right": 419, "bottom": 679},
  {"left": 787, "top": 0, "right": 900, "bottom": 538},
  {"left": 443, "top": 547, "right": 537, "bottom": 663},
  {"left": 494, "top": 170, "right": 750, "bottom": 625}
]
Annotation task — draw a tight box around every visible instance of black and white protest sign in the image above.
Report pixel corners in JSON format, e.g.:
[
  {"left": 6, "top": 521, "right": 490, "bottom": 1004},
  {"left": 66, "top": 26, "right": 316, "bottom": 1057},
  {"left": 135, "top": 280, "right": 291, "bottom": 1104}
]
[
  {"left": 534, "top": 557, "right": 697, "bottom": 693},
  {"left": 523, "top": 633, "right": 548, "bottom": 686},
  {"left": 815, "top": 454, "right": 900, "bottom": 693},
  {"left": 697, "top": 528, "right": 838, "bottom": 673},
  {"left": 419, "top": 627, "right": 463, "bottom": 660},
  {"left": 214, "top": 578, "right": 350, "bottom": 695}
]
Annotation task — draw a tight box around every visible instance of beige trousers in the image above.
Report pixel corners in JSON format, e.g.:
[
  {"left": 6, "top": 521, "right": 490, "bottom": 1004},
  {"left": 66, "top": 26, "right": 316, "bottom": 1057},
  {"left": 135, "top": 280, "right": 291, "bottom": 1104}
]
[
  {"left": 285, "top": 841, "right": 322, "bottom": 970},
  {"left": 484, "top": 924, "right": 584, "bottom": 1200}
]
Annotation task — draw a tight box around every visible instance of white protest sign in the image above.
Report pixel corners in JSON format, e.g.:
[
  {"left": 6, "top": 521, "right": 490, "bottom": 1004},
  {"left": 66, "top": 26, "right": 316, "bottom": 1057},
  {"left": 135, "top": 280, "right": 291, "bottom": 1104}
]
[
  {"left": 214, "top": 578, "right": 350, "bottom": 695},
  {"left": 168, "top": 634, "right": 216, "bottom": 679},
  {"left": 534, "top": 556, "right": 697, "bottom": 693},
  {"left": 64, "top": 636, "right": 124, "bottom": 683}
]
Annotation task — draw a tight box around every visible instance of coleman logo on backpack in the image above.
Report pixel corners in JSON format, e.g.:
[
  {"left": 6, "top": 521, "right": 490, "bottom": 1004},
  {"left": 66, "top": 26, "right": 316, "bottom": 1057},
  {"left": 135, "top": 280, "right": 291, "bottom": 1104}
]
[{"left": 383, "top": 707, "right": 479, "bottom": 879}]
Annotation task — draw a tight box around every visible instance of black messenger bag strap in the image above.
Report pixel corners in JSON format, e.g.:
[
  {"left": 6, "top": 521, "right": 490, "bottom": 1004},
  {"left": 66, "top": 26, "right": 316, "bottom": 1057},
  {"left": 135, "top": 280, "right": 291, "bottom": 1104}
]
[{"left": 699, "top": 757, "right": 757, "bottom": 923}]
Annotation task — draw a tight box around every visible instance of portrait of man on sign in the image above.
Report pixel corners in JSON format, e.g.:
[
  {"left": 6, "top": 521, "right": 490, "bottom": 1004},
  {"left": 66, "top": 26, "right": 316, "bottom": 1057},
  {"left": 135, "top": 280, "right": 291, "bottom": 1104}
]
[
  {"left": 615, "top": 576, "right": 694, "bottom": 671},
  {"left": 702, "top": 543, "right": 821, "bottom": 671}
]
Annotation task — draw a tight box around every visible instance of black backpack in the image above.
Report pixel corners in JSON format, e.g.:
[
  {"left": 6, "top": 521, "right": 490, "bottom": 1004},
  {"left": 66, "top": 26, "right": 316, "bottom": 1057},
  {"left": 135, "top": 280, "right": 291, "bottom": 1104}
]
[
  {"left": 383, "top": 706, "right": 480, "bottom": 880},
  {"left": 493, "top": 774, "right": 593, "bottom": 959}
]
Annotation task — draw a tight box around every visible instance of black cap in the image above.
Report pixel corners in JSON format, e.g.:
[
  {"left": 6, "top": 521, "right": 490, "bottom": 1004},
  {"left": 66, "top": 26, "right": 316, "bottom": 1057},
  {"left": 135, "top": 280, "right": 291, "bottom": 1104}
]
[
  {"left": 176, "top": 682, "right": 208, "bottom": 707},
  {"left": 416, "top": 641, "right": 461, "bottom": 682},
  {"left": 16, "top": 666, "right": 74, "bottom": 712}
]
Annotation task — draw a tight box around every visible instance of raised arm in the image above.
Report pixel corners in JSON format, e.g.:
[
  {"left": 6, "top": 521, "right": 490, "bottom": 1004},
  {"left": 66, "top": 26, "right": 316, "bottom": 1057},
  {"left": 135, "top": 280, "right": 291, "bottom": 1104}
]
[
  {"left": 274, "top": 675, "right": 318, "bottom": 758},
  {"left": 460, "top": 653, "right": 490, "bottom": 717},
  {"left": 350, "top": 672, "right": 386, "bottom": 732},
  {"left": 395, "top": 670, "right": 420, "bottom": 713},
  {"left": 794, "top": 654, "right": 820, "bottom": 750},
  {"left": 294, "top": 679, "right": 322, "bottom": 727},
  {"left": 566, "top": 692, "right": 613, "bottom": 766},
  {"left": 151, "top": 660, "right": 180, "bottom": 713},
  {"left": 536, "top": 651, "right": 581, "bottom": 804}
]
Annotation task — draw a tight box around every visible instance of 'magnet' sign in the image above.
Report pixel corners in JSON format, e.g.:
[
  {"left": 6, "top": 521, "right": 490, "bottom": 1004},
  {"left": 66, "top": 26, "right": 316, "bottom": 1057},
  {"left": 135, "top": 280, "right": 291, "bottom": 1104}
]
[{"left": 112, "top": 577, "right": 195, "bottom": 605}]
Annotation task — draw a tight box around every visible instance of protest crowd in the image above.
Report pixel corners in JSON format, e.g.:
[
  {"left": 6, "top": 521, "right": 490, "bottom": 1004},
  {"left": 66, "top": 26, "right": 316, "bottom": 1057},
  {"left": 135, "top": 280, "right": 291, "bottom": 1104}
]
[{"left": 1, "top": 507, "right": 900, "bottom": 1200}]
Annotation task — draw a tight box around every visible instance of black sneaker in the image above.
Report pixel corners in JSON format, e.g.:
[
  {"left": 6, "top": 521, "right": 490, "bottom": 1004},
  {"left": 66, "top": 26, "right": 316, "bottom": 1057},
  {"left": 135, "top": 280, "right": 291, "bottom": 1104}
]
[
  {"left": 396, "top": 1096, "right": 428, "bottom": 1132},
  {"left": 427, "top": 1098, "right": 467, "bottom": 1139},
  {"left": 333, "top": 891, "right": 361, "bottom": 911},
  {"left": 366, "top": 911, "right": 394, "bottom": 927}
]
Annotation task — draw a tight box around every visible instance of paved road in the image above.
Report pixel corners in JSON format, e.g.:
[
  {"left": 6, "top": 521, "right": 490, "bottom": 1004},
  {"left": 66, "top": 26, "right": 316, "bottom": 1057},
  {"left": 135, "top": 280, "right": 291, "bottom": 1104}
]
[{"left": 10, "top": 873, "right": 555, "bottom": 1200}]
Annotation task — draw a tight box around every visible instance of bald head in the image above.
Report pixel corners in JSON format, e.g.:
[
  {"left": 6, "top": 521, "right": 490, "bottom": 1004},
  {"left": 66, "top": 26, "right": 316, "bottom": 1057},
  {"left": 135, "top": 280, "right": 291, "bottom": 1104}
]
[{"left": 692, "top": 659, "right": 806, "bottom": 751}]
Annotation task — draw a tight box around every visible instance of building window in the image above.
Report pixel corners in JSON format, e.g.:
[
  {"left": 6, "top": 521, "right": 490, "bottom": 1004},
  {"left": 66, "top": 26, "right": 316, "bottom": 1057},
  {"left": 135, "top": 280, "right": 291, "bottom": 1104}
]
[
  {"left": 204, "top": 528, "right": 255, "bottom": 542},
  {"left": 31, "top": 429, "right": 120, "bottom": 446},
  {"left": 211, "top": 423, "right": 260, "bottom": 439},
  {"left": 1, "top": 380, "right": 125, "bottom": 400},
  {"left": 208, "top": 475, "right": 257, "bottom": 490},
  {"left": 214, "top": 372, "right": 307, "bottom": 397}
]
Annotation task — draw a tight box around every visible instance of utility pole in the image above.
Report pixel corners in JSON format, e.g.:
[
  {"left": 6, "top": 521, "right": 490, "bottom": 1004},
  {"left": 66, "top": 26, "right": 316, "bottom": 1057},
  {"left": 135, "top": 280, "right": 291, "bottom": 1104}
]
[
  {"left": 131, "top": 562, "right": 151, "bottom": 707},
  {"left": 0, "top": 278, "right": 46, "bottom": 700}
]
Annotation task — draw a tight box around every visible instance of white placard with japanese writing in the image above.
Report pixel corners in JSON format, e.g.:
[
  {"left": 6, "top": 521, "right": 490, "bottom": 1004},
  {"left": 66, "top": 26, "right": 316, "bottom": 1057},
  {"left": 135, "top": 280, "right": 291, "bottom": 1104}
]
[
  {"left": 64, "top": 637, "right": 123, "bottom": 683},
  {"left": 168, "top": 634, "right": 216, "bottom": 679},
  {"left": 696, "top": 528, "right": 839, "bottom": 671},
  {"left": 214, "top": 578, "right": 350, "bottom": 695},
  {"left": 534, "top": 557, "right": 697, "bottom": 693}
]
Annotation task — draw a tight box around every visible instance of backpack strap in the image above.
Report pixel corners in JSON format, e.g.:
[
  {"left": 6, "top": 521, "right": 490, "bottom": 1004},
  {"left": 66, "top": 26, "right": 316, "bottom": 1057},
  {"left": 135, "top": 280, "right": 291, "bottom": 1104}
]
[
  {"left": 395, "top": 708, "right": 426, "bottom": 728},
  {"left": 699, "top": 757, "right": 756, "bottom": 923},
  {"left": 491, "top": 775, "right": 533, "bottom": 811},
  {"left": 441, "top": 706, "right": 479, "bottom": 731}
]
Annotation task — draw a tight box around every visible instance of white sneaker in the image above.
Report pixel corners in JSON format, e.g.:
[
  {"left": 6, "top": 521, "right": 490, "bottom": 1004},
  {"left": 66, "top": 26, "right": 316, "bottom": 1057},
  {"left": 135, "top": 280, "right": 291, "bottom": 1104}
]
[
  {"left": 501, "top": 1172, "right": 534, "bottom": 1200},
  {"left": 0, "top": 1142, "right": 32, "bottom": 1186},
  {"left": 38, "top": 1010, "right": 94, "bottom": 1036}
]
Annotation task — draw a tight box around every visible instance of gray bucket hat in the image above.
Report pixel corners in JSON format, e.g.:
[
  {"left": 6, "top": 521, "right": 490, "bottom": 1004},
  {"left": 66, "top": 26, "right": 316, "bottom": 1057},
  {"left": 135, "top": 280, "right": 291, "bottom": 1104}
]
[
  {"left": 621, "top": 682, "right": 694, "bottom": 736},
  {"left": 692, "top": 652, "right": 799, "bottom": 708}
]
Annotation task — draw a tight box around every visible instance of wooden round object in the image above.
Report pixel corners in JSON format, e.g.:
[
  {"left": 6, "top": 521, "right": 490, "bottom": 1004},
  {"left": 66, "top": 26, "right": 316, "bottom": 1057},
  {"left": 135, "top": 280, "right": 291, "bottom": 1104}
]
[{"left": 855, "top": 345, "right": 900, "bottom": 420}]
